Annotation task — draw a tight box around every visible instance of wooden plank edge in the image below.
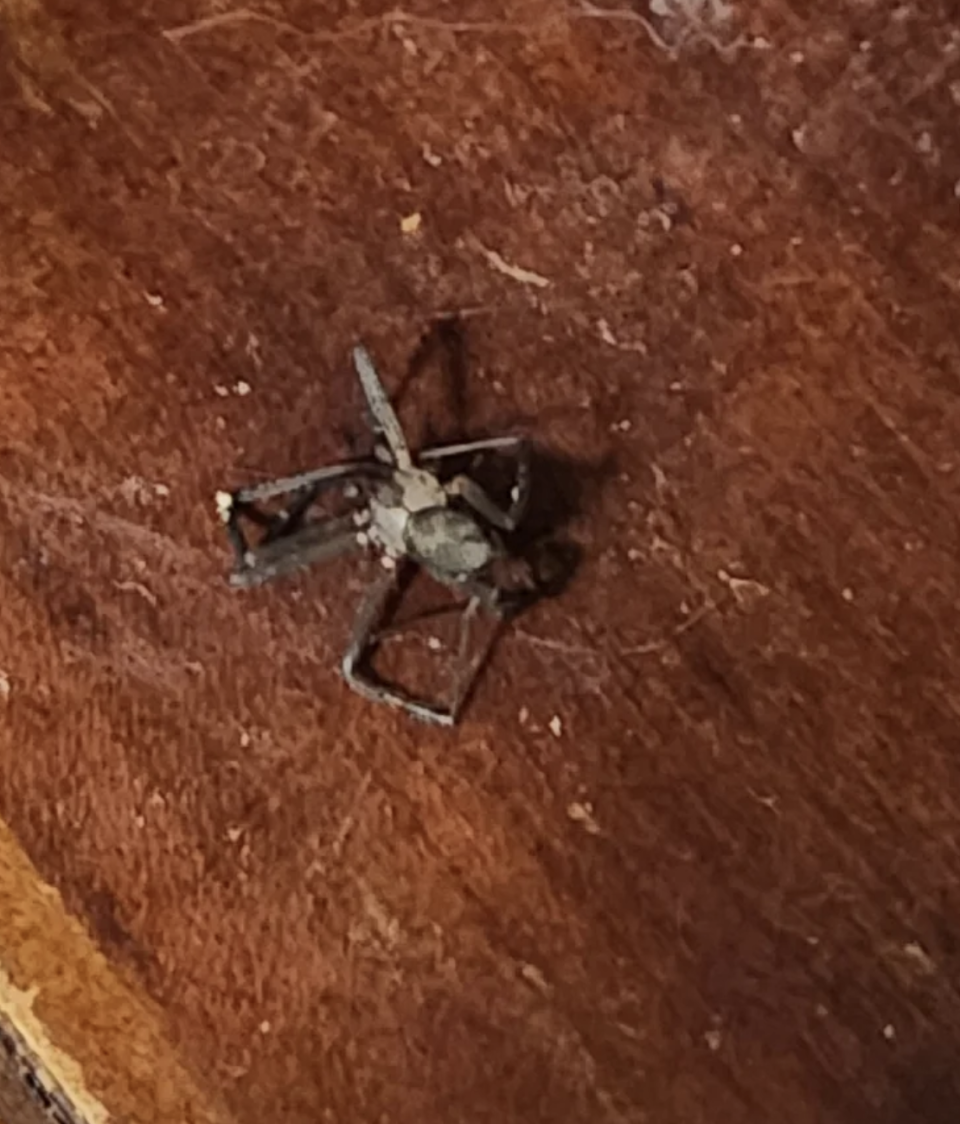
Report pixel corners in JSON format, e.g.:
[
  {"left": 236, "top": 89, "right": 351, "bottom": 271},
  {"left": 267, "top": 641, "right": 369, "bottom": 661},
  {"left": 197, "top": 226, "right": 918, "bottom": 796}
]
[{"left": 0, "top": 817, "right": 236, "bottom": 1124}]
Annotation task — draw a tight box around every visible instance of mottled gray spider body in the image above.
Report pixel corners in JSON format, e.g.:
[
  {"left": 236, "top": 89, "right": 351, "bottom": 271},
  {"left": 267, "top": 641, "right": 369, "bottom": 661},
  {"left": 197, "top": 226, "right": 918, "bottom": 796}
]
[{"left": 216, "top": 343, "right": 532, "bottom": 725}]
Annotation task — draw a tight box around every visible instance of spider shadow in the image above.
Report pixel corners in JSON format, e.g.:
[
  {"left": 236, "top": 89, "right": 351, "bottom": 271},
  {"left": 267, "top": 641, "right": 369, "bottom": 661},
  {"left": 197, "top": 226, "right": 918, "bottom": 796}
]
[
  {"left": 386, "top": 314, "right": 616, "bottom": 625},
  {"left": 308, "top": 315, "right": 614, "bottom": 724},
  {"left": 400, "top": 313, "right": 471, "bottom": 445},
  {"left": 367, "top": 440, "right": 611, "bottom": 724}
]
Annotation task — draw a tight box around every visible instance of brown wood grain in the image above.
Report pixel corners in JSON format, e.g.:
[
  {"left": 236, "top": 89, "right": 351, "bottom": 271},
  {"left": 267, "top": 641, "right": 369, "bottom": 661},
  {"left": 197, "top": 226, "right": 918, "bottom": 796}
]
[{"left": 2, "top": 1, "right": 960, "bottom": 1122}]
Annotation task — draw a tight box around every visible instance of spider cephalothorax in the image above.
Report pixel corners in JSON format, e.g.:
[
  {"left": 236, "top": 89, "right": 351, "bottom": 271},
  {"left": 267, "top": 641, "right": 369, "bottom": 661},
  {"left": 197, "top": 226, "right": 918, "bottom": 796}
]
[{"left": 216, "top": 342, "right": 533, "bottom": 725}]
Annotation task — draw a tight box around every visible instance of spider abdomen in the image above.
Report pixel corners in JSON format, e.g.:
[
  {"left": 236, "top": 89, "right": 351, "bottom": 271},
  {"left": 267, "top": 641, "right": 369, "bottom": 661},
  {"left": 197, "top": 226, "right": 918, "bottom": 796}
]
[{"left": 404, "top": 506, "right": 496, "bottom": 577}]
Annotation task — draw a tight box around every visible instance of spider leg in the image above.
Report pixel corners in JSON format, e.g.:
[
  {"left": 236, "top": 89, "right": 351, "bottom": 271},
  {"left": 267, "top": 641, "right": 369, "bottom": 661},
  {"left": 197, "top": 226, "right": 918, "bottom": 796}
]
[
  {"left": 229, "top": 459, "right": 384, "bottom": 506},
  {"left": 352, "top": 344, "right": 413, "bottom": 470},
  {"left": 228, "top": 485, "right": 319, "bottom": 564},
  {"left": 423, "top": 435, "right": 531, "bottom": 532},
  {"left": 262, "top": 479, "right": 322, "bottom": 541},
  {"left": 224, "top": 505, "right": 253, "bottom": 569},
  {"left": 440, "top": 575, "right": 513, "bottom": 722},
  {"left": 218, "top": 460, "right": 383, "bottom": 581},
  {"left": 341, "top": 562, "right": 459, "bottom": 727},
  {"left": 419, "top": 435, "right": 526, "bottom": 462},
  {"left": 229, "top": 514, "right": 361, "bottom": 589}
]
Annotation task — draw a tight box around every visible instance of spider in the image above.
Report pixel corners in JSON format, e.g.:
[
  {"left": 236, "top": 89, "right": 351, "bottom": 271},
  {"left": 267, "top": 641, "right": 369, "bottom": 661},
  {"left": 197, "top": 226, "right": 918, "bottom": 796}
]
[{"left": 215, "top": 342, "right": 535, "bottom": 725}]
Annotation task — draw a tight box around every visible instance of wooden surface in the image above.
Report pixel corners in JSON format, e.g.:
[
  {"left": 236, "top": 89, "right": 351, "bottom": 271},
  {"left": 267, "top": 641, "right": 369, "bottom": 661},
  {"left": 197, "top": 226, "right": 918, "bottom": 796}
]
[{"left": 2, "top": 1, "right": 960, "bottom": 1122}]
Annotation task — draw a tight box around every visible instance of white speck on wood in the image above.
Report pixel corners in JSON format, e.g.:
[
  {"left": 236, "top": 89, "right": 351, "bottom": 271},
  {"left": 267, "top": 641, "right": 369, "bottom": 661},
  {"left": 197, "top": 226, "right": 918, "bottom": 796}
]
[
  {"left": 567, "top": 801, "right": 600, "bottom": 835},
  {"left": 902, "top": 941, "right": 936, "bottom": 975},
  {"left": 650, "top": 463, "right": 668, "bottom": 493},
  {"left": 597, "top": 317, "right": 648, "bottom": 353},
  {"left": 470, "top": 237, "right": 551, "bottom": 288},
  {"left": 520, "top": 963, "right": 551, "bottom": 994},
  {"left": 215, "top": 491, "right": 233, "bottom": 522},
  {"left": 717, "top": 568, "right": 770, "bottom": 602}
]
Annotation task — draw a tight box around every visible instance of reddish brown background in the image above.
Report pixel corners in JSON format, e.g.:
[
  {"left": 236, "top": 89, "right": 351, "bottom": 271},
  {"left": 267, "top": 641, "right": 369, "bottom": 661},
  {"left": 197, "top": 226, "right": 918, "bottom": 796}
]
[{"left": 3, "top": 1, "right": 960, "bottom": 1122}]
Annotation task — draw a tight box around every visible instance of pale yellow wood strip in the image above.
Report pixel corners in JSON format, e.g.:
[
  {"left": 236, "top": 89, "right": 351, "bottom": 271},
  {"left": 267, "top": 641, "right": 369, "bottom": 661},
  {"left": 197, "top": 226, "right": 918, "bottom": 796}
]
[{"left": 0, "top": 818, "right": 235, "bottom": 1124}]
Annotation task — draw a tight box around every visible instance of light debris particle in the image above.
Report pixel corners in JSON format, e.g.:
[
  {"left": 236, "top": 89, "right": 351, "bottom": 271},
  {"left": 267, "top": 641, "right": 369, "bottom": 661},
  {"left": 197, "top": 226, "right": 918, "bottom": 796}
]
[
  {"left": 549, "top": 715, "right": 563, "bottom": 737},
  {"left": 717, "top": 568, "right": 770, "bottom": 600},
  {"left": 566, "top": 801, "right": 600, "bottom": 835},
  {"left": 520, "top": 963, "right": 551, "bottom": 993},
  {"left": 704, "top": 1029, "right": 723, "bottom": 1052},
  {"left": 597, "top": 317, "right": 648, "bottom": 354},
  {"left": 215, "top": 491, "right": 233, "bottom": 522},
  {"left": 883, "top": 1024, "right": 896, "bottom": 1040},
  {"left": 902, "top": 941, "right": 936, "bottom": 975},
  {"left": 471, "top": 238, "right": 551, "bottom": 288},
  {"left": 400, "top": 212, "right": 422, "bottom": 235},
  {"left": 598, "top": 318, "right": 618, "bottom": 347},
  {"left": 651, "top": 463, "right": 668, "bottom": 492},
  {"left": 234, "top": 381, "right": 252, "bottom": 396},
  {"left": 0, "top": 671, "right": 10, "bottom": 700}
]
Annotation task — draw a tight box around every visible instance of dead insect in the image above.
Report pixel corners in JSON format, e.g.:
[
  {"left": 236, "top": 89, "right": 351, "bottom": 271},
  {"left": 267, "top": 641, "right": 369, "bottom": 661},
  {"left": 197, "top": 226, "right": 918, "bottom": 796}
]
[{"left": 216, "top": 343, "right": 534, "bottom": 725}]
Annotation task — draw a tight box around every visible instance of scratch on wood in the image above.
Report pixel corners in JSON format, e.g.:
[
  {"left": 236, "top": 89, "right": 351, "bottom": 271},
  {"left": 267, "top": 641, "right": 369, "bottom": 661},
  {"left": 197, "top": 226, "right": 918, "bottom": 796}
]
[{"left": 466, "top": 235, "right": 552, "bottom": 289}]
